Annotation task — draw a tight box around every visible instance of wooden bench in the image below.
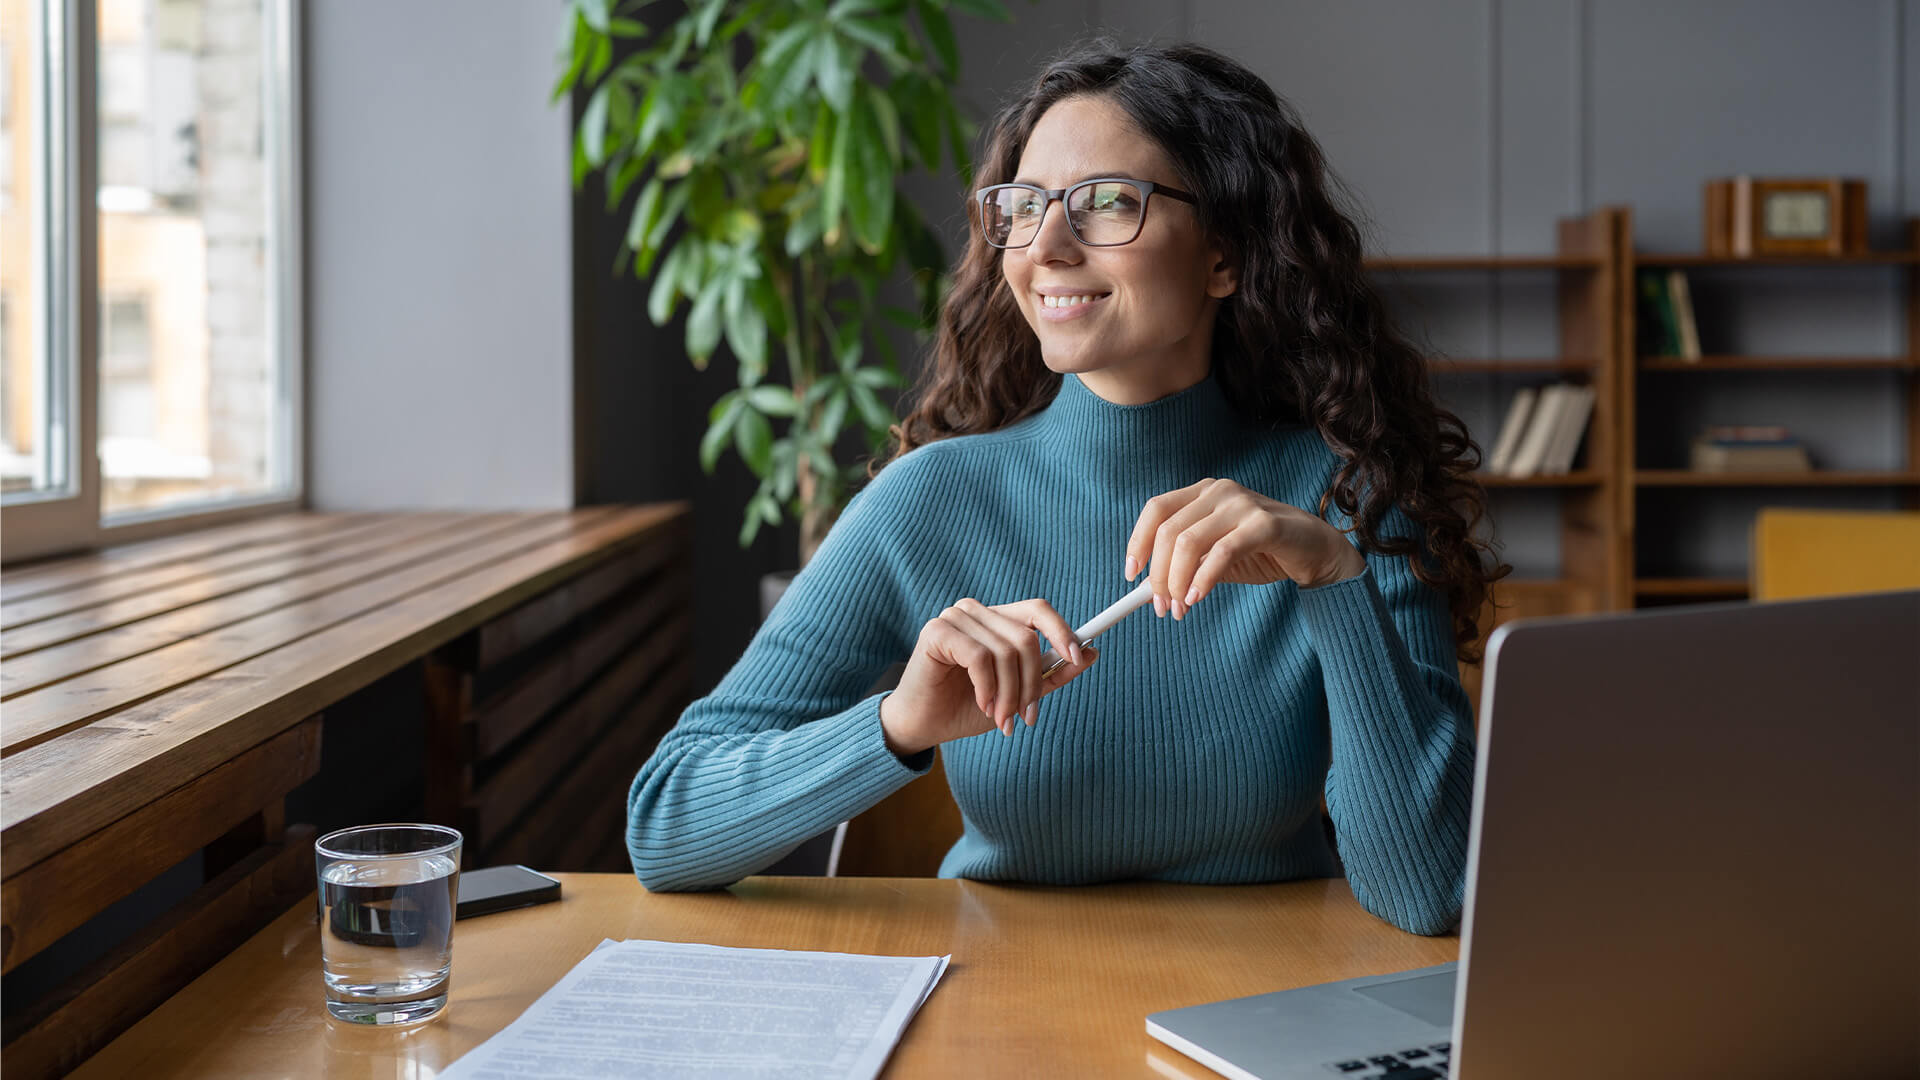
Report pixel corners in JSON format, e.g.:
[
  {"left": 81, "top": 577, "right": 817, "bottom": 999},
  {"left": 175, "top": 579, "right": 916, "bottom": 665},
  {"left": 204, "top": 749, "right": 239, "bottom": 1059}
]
[{"left": 0, "top": 506, "right": 691, "bottom": 1078}]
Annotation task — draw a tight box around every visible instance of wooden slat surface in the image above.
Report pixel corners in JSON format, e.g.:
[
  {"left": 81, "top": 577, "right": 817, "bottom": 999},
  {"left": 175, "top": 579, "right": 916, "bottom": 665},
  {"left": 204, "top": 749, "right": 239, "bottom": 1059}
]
[
  {"left": 474, "top": 521, "right": 686, "bottom": 670},
  {"left": 0, "top": 515, "right": 395, "bottom": 628},
  {"left": 0, "top": 513, "right": 487, "bottom": 660},
  {"left": 3, "top": 826, "right": 316, "bottom": 1080},
  {"left": 470, "top": 569, "right": 689, "bottom": 762},
  {"left": 1, "top": 718, "right": 323, "bottom": 971},
  {"left": 0, "top": 514, "right": 359, "bottom": 601},
  {"left": 0, "top": 512, "right": 609, "bottom": 754},
  {"left": 67, "top": 874, "right": 1457, "bottom": 1079},
  {"left": 469, "top": 620, "right": 692, "bottom": 851},
  {"left": 0, "top": 505, "right": 688, "bottom": 872}
]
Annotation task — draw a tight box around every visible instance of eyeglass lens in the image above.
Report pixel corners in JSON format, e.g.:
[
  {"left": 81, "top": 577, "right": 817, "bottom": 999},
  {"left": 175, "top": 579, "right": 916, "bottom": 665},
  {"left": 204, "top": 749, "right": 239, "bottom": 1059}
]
[{"left": 982, "top": 182, "right": 1147, "bottom": 247}]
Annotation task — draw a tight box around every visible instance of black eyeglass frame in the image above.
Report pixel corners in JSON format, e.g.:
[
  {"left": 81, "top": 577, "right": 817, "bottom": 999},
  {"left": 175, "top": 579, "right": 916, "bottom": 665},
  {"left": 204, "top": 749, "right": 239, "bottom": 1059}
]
[{"left": 974, "top": 177, "right": 1198, "bottom": 249}]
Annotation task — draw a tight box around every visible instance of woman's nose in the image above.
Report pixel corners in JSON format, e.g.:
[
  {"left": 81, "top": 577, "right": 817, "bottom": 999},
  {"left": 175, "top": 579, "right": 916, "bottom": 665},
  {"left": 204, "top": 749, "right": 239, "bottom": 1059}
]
[{"left": 1024, "top": 199, "right": 1080, "bottom": 265}]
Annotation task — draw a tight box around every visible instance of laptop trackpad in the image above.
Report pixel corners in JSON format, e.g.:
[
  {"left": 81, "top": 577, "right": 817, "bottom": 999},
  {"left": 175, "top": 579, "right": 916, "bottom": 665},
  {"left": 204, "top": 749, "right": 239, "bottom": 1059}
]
[{"left": 1351, "top": 970, "right": 1457, "bottom": 1028}]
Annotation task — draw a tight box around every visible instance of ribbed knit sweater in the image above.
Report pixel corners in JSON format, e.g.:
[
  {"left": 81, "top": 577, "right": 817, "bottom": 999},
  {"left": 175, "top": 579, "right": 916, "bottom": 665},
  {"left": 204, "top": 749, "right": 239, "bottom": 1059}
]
[{"left": 627, "top": 369, "right": 1476, "bottom": 935}]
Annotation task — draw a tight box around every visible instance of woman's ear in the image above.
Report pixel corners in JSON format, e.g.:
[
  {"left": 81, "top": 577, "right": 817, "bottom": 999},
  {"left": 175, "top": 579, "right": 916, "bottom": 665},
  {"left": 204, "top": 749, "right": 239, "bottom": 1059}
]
[{"left": 1207, "top": 250, "right": 1239, "bottom": 300}]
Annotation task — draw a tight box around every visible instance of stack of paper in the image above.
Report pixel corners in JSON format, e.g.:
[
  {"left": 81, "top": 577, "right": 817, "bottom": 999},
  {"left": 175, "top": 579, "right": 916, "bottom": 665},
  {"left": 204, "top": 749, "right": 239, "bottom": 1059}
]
[{"left": 442, "top": 940, "right": 951, "bottom": 1079}]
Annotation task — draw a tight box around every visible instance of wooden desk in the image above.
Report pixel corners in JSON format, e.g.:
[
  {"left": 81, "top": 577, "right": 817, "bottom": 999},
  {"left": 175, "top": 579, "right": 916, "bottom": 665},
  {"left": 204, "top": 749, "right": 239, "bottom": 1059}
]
[
  {"left": 71, "top": 874, "right": 1456, "bottom": 1078},
  {"left": 1, "top": 508, "right": 691, "bottom": 1076}
]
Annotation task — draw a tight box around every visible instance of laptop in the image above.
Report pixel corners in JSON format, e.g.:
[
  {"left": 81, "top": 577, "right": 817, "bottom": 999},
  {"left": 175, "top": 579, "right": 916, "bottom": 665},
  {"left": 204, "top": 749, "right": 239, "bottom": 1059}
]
[{"left": 1147, "top": 588, "right": 1920, "bottom": 1079}]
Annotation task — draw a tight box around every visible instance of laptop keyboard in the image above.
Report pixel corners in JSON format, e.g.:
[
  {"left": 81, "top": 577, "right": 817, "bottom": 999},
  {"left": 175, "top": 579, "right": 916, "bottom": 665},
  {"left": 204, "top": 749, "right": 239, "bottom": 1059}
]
[{"left": 1323, "top": 1042, "right": 1450, "bottom": 1078}]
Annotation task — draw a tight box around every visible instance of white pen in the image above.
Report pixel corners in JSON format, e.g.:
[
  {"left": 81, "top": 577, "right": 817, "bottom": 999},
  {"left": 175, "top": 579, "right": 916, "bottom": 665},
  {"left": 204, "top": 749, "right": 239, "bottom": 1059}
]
[{"left": 1037, "top": 578, "right": 1159, "bottom": 678}]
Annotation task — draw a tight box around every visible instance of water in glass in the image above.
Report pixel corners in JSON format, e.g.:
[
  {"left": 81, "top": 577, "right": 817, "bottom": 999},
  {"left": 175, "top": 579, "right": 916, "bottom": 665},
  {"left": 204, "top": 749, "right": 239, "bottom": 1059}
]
[{"left": 316, "top": 830, "right": 460, "bottom": 1025}]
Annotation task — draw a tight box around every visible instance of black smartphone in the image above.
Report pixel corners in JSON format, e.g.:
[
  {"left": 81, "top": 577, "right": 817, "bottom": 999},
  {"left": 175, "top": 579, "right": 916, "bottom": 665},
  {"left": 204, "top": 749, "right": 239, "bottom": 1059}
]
[{"left": 455, "top": 864, "right": 562, "bottom": 919}]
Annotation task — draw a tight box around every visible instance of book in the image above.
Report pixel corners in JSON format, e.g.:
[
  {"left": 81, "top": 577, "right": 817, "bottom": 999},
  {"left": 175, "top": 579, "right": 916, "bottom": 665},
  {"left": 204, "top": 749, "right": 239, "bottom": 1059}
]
[
  {"left": 1543, "top": 385, "right": 1597, "bottom": 474},
  {"left": 1667, "top": 270, "right": 1701, "bottom": 360},
  {"left": 1691, "top": 440, "right": 1811, "bottom": 472},
  {"left": 1506, "top": 384, "right": 1569, "bottom": 478},
  {"left": 1703, "top": 424, "right": 1791, "bottom": 443},
  {"left": 1486, "top": 387, "right": 1538, "bottom": 476},
  {"left": 1636, "top": 271, "right": 1678, "bottom": 357}
]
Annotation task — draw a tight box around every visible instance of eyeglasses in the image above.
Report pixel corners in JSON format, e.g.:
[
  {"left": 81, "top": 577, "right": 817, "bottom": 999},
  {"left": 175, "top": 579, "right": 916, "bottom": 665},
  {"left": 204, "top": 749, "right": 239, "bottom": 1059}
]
[{"left": 975, "top": 177, "right": 1197, "bottom": 249}]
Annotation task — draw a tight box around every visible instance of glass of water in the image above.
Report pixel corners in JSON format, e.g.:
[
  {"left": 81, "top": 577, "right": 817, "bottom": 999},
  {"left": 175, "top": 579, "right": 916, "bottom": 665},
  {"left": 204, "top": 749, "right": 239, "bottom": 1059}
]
[{"left": 315, "top": 824, "right": 462, "bottom": 1025}]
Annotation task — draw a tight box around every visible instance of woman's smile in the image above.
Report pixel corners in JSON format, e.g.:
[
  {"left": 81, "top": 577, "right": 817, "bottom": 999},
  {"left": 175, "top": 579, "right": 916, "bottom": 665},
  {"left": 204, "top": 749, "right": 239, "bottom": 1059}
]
[{"left": 1035, "top": 290, "right": 1113, "bottom": 321}]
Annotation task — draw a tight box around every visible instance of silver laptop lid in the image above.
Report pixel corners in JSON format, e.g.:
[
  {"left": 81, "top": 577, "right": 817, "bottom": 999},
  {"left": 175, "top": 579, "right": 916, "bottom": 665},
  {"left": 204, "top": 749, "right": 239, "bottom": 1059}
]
[{"left": 1455, "top": 589, "right": 1920, "bottom": 1079}]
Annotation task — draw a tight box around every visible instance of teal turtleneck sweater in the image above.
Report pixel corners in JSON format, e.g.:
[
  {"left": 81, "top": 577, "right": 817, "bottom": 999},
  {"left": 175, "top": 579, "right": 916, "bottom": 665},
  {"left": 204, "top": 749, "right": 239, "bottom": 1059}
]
[{"left": 627, "top": 370, "right": 1475, "bottom": 935}]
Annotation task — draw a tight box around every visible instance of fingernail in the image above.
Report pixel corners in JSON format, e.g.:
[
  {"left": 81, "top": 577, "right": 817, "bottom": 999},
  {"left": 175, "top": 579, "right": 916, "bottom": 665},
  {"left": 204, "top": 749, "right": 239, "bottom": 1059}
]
[
  {"left": 1172, "top": 600, "right": 1184, "bottom": 621},
  {"left": 1154, "top": 594, "right": 1167, "bottom": 617},
  {"left": 1124, "top": 555, "right": 1138, "bottom": 580},
  {"left": 1184, "top": 585, "right": 1199, "bottom": 606},
  {"left": 1070, "top": 643, "right": 1082, "bottom": 666}
]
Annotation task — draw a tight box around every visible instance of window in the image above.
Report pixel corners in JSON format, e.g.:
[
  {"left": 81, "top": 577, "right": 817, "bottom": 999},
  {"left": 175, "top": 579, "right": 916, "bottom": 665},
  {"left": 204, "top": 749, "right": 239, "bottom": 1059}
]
[{"left": 0, "top": 0, "right": 300, "bottom": 562}]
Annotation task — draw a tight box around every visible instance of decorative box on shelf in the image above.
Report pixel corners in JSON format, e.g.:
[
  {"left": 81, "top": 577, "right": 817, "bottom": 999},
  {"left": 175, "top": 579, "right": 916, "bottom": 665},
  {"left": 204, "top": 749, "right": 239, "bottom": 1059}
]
[{"left": 1703, "top": 177, "right": 1868, "bottom": 258}]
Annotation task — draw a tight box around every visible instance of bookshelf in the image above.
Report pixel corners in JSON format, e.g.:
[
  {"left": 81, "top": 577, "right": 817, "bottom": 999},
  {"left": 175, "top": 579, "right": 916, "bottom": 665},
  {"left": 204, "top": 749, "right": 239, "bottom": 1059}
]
[
  {"left": 1619, "top": 213, "right": 1920, "bottom": 606},
  {"left": 1364, "top": 208, "right": 1627, "bottom": 703},
  {"left": 1368, "top": 208, "right": 1918, "bottom": 703}
]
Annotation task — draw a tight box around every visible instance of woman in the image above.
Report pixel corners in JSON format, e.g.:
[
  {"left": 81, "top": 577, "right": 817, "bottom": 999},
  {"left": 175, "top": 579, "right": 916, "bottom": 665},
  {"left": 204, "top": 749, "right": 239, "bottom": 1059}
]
[{"left": 627, "top": 40, "right": 1506, "bottom": 936}]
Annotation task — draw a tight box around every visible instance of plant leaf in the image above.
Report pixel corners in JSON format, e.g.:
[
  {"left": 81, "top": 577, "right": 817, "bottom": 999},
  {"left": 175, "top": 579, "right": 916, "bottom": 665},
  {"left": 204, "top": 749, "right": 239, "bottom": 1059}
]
[
  {"left": 735, "top": 408, "right": 774, "bottom": 476},
  {"left": 575, "top": 0, "right": 612, "bottom": 32},
  {"left": 724, "top": 277, "right": 769, "bottom": 377},
  {"left": 847, "top": 94, "right": 894, "bottom": 253},
  {"left": 822, "top": 95, "right": 855, "bottom": 238},
  {"left": 817, "top": 387, "right": 850, "bottom": 440},
  {"left": 851, "top": 366, "right": 904, "bottom": 388},
  {"left": 582, "top": 82, "right": 613, "bottom": 166},
  {"left": 850, "top": 381, "right": 894, "bottom": 430},
  {"left": 686, "top": 273, "right": 726, "bottom": 363},
  {"left": 693, "top": 0, "right": 726, "bottom": 47},
  {"left": 647, "top": 242, "right": 689, "bottom": 324},
  {"left": 914, "top": 0, "right": 959, "bottom": 75},
  {"left": 625, "top": 176, "right": 664, "bottom": 251},
  {"left": 815, "top": 32, "right": 854, "bottom": 113},
  {"left": 747, "top": 385, "right": 798, "bottom": 417},
  {"left": 701, "top": 393, "right": 744, "bottom": 473}
]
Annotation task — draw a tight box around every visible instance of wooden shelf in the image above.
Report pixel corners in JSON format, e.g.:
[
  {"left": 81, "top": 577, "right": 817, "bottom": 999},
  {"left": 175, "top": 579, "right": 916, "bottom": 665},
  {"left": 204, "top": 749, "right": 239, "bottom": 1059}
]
[
  {"left": 1364, "top": 254, "right": 1605, "bottom": 271},
  {"left": 1478, "top": 471, "right": 1604, "bottom": 487},
  {"left": 1634, "top": 577, "right": 1750, "bottom": 598},
  {"left": 1635, "top": 251, "right": 1920, "bottom": 267},
  {"left": 1639, "top": 355, "right": 1917, "bottom": 372},
  {"left": 1429, "top": 357, "right": 1602, "bottom": 374},
  {"left": 1497, "top": 576, "right": 1581, "bottom": 593},
  {"left": 1635, "top": 470, "right": 1920, "bottom": 487}
]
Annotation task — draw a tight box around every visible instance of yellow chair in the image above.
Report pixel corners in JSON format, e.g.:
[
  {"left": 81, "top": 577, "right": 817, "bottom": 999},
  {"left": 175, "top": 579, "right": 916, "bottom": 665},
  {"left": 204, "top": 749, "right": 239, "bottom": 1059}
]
[{"left": 1750, "top": 508, "right": 1920, "bottom": 601}]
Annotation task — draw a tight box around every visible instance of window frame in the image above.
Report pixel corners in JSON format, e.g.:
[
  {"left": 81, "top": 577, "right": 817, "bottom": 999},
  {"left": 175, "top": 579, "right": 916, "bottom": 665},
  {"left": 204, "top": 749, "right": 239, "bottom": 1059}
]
[{"left": 1, "top": 0, "right": 305, "bottom": 564}]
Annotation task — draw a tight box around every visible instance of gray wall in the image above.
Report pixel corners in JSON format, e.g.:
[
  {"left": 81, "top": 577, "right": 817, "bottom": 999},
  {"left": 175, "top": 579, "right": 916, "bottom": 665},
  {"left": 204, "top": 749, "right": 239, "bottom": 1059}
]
[
  {"left": 306, "top": 0, "right": 573, "bottom": 510},
  {"left": 584, "top": 1, "right": 1920, "bottom": 690}
]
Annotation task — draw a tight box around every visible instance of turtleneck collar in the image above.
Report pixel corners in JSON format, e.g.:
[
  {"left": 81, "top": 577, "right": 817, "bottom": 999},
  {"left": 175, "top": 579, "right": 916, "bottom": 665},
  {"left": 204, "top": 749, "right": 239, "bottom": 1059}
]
[{"left": 1025, "top": 367, "right": 1252, "bottom": 494}]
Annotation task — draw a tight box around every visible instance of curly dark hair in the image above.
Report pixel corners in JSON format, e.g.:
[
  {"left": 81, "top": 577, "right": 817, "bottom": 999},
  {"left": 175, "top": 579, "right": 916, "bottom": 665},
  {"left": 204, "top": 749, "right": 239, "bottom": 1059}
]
[{"left": 876, "top": 39, "right": 1510, "bottom": 664}]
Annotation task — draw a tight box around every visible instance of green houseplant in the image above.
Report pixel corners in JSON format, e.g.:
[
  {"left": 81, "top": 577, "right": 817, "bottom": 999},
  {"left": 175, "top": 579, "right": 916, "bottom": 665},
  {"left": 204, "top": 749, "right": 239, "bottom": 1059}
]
[{"left": 558, "top": 0, "right": 1006, "bottom": 563}]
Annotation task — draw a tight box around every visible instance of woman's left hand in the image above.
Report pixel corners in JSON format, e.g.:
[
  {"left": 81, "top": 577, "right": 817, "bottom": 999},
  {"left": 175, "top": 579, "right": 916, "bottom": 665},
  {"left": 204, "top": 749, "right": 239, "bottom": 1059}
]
[{"left": 1125, "top": 478, "right": 1367, "bottom": 619}]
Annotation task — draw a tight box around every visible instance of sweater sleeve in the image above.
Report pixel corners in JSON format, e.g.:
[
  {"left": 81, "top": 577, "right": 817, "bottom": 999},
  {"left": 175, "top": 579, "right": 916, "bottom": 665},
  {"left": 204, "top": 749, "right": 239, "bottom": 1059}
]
[
  {"left": 1296, "top": 528, "right": 1476, "bottom": 936},
  {"left": 625, "top": 458, "right": 933, "bottom": 892}
]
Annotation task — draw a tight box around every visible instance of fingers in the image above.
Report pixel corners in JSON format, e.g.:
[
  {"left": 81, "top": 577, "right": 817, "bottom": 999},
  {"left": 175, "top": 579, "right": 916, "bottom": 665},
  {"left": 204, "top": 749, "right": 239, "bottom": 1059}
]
[
  {"left": 924, "top": 612, "right": 1002, "bottom": 722},
  {"left": 996, "top": 597, "right": 1084, "bottom": 671},
  {"left": 1124, "top": 479, "right": 1212, "bottom": 583},
  {"left": 1148, "top": 481, "right": 1230, "bottom": 618},
  {"left": 1185, "top": 520, "right": 1256, "bottom": 609},
  {"left": 944, "top": 603, "right": 1024, "bottom": 735},
  {"left": 955, "top": 599, "right": 1043, "bottom": 731},
  {"left": 1158, "top": 507, "right": 1240, "bottom": 620}
]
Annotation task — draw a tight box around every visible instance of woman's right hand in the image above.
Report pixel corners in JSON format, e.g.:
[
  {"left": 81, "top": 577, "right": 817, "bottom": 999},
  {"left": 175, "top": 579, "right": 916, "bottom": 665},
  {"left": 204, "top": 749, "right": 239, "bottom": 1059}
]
[{"left": 878, "top": 597, "right": 1100, "bottom": 757}]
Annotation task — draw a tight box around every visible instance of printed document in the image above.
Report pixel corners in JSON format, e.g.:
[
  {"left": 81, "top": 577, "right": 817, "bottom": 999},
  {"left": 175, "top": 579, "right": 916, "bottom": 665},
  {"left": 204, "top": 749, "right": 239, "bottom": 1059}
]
[{"left": 440, "top": 939, "right": 951, "bottom": 1079}]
